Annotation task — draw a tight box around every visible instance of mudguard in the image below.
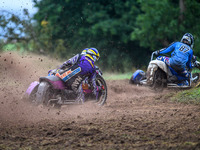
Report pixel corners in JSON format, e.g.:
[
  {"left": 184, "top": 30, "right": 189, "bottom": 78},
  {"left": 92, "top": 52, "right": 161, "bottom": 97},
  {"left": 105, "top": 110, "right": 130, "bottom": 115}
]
[
  {"left": 39, "top": 76, "right": 65, "bottom": 90},
  {"left": 149, "top": 60, "right": 168, "bottom": 73},
  {"left": 25, "top": 81, "right": 39, "bottom": 96}
]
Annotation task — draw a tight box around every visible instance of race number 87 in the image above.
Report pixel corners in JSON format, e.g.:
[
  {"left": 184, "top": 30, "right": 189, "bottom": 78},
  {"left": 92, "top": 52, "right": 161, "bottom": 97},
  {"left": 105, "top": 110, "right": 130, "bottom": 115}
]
[{"left": 179, "top": 45, "right": 189, "bottom": 53}]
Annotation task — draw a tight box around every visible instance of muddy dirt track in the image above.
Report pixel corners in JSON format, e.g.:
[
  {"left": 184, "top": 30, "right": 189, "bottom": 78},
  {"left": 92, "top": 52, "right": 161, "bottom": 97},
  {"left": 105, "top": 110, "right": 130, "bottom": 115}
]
[{"left": 0, "top": 52, "right": 200, "bottom": 150}]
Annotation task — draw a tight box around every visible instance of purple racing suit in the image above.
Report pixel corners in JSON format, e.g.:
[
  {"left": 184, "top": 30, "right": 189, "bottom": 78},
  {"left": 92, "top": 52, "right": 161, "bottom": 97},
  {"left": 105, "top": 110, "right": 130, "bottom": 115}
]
[{"left": 61, "top": 54, "right": 97, "bottom": 99}]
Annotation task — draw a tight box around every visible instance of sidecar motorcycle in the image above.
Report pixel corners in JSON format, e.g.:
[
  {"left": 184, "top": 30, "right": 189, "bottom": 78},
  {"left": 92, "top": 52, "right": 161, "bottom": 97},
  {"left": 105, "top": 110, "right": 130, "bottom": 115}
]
[{"left": 130, "top": 52, "right": 200, "bottom": 92}]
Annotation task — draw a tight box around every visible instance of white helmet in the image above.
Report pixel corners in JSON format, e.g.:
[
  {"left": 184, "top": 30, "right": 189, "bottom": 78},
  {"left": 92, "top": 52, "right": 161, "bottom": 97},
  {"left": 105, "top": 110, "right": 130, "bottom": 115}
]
[{"left": 181, "top": 33, "right": 194, "bottom": 48}]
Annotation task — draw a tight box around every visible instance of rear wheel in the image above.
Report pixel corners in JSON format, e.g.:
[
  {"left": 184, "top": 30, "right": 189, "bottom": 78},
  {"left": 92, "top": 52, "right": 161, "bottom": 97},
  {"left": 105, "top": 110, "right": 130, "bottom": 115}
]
[
  {"left": 36, "top": 82, "right": 54, "bottom": 106},
  {"left": 28, "top": 85, "right": 39, "bottom": 103},
  {"left": 129, "top": 76, "right": 135, "bottom": 84},
  {"left": 151, "top": 68, "right": 167, "bottom": 92},
  {"left": 95, "top": 75, "right": 107, "bottom": 105},
  {"left": 23, "top": 82, "right": 39, "bottom": 104}
]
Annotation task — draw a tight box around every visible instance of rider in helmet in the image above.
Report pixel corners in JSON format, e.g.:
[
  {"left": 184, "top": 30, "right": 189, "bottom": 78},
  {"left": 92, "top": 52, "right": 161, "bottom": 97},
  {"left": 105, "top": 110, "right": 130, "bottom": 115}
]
[
  {"left": 154, "top": 33, "right": 194, "bottom": 86},
  {"left": 81, "top": 48, "right": 89, "bottom": 56},
  {"left": 59, "top": 48, "right": 100, "bottom": 102}
]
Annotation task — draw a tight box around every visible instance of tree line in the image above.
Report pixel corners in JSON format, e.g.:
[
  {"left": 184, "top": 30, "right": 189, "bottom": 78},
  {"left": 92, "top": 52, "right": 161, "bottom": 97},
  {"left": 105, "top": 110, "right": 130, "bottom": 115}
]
[{"left": 0, "top": 0, "right": 200, "bottom": 72}]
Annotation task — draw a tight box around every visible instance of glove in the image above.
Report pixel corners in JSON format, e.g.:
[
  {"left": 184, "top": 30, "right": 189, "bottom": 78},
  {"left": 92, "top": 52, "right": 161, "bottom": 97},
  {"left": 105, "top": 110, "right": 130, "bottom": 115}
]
[
  {"left": 48, "top": 69, "right": 52, "bottom": 74},
  {"left": 192, "top": 55, "right": 197, "bottom": 64},
  {"left": 60, "top": 63, "right": 72, "bottom": 69},
  {"left": 154, "top": 50, "right": 160, "bottom": 56},
  {"left": 194, "top": 60, "right": 200, "bottom": 69},
  {"left": 59, "top": 64, "right": 66, "bottom": 69},
  {"left": 193, "top": 55, "right": 197, "bottom": 61}
]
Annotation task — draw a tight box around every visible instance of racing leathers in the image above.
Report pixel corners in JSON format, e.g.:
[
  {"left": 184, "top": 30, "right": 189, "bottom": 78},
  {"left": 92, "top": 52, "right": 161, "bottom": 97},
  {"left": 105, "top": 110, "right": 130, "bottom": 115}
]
[
  {"left": 156, "top": 41, "right": 193, "bottom": 80},
  {"left": 60, "top": 54, "right": 97, "bottom": 101}
]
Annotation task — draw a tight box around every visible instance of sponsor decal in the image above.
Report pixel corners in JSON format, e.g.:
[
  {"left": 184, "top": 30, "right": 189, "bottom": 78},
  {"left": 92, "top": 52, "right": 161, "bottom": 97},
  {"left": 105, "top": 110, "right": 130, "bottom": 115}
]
[
  {"left": 71, "top": 76, "right": 83, "bottom": 91},
  {"left": 56, "top": 67, "right": 81, "bottom": 82}
]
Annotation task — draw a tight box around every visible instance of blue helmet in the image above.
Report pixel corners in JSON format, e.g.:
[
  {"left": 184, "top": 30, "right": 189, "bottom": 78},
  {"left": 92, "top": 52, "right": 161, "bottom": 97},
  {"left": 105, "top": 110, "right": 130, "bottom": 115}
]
[
  {"left": 181, "top": 33, "right": 194, "bottom": 48},
  {"left": 85, "top": 48, "right": 100, "bottom": 62}
]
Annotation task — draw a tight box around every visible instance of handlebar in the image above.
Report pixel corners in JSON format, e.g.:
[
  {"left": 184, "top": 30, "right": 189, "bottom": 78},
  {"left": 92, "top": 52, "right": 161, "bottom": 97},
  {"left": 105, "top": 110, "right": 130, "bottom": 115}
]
[
  {"left": 193, "top": 60, "right": 200, "bottom": 69},
  {"left": 151, "top": 52, "right": 155, "bottom": 61}
]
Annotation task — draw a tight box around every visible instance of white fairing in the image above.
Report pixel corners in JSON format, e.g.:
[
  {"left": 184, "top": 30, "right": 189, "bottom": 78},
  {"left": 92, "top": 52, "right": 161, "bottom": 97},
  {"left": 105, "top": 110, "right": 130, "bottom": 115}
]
[{"left": 149, "top": 60, "right": 168, "bottom": 73}]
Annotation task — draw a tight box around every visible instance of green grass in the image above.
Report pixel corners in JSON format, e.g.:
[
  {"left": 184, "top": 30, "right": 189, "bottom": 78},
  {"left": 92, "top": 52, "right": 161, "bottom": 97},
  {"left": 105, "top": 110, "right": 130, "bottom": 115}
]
[
  {"left": 171, "top": 87, "right": 200, "bottom": 104},
  {"left": 192, "top": 68, "right": 200, "bottom": 74},
  {"left": 2, "top": 43, "right": 34, "bottom": 53},
  {"left": 3, "top": 43, "right": 17, "bottom": 51},
  {"left": 103, "top": 72, "right": 133, "bottom": 80},
  {"left": 2, "top": 43, "right": 25, "bottom": 52}
]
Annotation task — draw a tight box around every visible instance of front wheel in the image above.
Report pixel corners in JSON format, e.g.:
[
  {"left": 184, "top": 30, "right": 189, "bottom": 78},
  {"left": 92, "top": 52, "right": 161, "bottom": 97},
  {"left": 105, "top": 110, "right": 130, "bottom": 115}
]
[{"left": 95, "top": 75, "right": 107, "bottom": 106}]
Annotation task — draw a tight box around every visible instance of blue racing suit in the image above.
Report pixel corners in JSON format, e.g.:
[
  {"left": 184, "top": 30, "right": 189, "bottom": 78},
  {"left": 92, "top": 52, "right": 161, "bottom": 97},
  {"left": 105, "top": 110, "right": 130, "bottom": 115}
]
[{"left": 157, "top": 42, "right": 193, "bottom": 79}]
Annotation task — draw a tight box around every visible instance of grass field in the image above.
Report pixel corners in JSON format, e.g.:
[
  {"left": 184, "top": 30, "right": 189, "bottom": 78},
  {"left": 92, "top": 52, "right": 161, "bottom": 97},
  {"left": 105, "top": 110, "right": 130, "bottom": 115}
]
[
  {"left": 172, "top": 87, "right": 200, "bottom": 104},
  {"left": 103, "top": 72, "right": 133, "bottom": 80}
]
